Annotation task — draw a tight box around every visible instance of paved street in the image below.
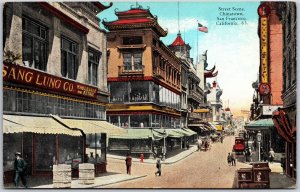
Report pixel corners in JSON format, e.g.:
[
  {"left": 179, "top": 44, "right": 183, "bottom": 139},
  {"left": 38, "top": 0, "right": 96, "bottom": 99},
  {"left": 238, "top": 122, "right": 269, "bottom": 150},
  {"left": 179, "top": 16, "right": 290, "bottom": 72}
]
[{"left": 103, "top": 135, "right": 248, "bottom": 188}]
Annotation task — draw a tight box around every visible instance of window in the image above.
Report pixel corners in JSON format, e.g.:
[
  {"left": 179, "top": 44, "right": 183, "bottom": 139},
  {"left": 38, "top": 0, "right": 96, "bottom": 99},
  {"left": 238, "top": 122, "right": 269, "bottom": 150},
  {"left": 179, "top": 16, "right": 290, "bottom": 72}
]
[
  {"left": 88, "top": 49, "right": 101, "bottom": 86},
  {"left": 109, "top": 82, "right": 129, "bottom": 102},
  {"left": 130, "top": 81, "right": 149, "bottom": 102},
  {"left": 123, "top": 51, "right": 143, "bottom": 70},
  {"left": 61, "top": 36, "right": 78, "bottom": 80},
  {"left": 123, "top": 36, "right": 143, "bottom": 45},
  {"left": 22, "top": 17, "right": 48, "bottom": 71}
]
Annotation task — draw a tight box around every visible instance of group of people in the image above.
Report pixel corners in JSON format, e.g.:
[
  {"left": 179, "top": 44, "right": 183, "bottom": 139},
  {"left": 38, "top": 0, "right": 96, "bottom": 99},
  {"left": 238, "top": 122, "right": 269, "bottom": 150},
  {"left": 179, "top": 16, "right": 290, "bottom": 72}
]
[
  {"left": 197, "top": 138, "right": 211, "bottom": 151},
  {"left": 227, "top": 152, "right": 236, "bottom": 166}
]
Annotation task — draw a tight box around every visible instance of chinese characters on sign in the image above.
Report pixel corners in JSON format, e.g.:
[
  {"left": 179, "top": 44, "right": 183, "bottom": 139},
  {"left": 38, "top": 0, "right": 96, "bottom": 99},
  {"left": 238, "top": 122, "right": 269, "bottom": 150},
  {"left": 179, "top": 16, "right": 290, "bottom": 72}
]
[{"left": 260, "top": 17, "right": 268, "bottom": 84}]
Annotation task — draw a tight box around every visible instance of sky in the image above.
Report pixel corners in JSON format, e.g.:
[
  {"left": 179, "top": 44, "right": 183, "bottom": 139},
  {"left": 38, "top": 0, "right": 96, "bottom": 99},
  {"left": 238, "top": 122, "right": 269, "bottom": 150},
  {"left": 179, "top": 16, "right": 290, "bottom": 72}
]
[{"left": 98, "top": 1, "right": 260, "bottom": 117}]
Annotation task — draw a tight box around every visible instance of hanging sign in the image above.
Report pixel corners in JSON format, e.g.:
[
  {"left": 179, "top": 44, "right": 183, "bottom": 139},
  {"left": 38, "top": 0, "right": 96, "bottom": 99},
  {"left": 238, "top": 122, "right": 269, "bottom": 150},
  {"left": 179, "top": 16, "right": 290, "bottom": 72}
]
[{"left": 258, "top": 4, "right": 270, "bottom": 85}]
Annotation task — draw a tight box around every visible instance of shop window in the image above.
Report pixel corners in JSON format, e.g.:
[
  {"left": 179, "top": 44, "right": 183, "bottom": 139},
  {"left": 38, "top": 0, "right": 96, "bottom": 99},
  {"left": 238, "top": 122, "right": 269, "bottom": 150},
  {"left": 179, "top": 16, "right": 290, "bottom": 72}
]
[
  {"left": 130, "top": 115, "right": 150, "bottom": 128},
  {"left": 123, "top": 51, "right": 143, "bottom": 70},
  {"left": 110, "top": 82, "right": 129, "bottom": 102},
  {"left": 22, "top": 17, "right": 48, "bottom": 71},
  {"left": 88, "top": 48, "right": 101, "bottom": 86},
  {"left": 58, "top": 135, "right": 82, "bottom": 165},
  {"left": 109, "top": 115, "right": 119, "bottom": 126},
  {"left": 123, "top": 36, "right": 143, "bottom": 45},
  {"left": 130, "top": 81, "right": 149, "bottom": 102},
  {"left": 61, "top": 36, "right": 79, "bottom": 80},
  {"left": 34, "top": 134, "right": 56, "bottom": 170},
  {"left": 3, "top": 133, "right": 22, "bottom": 172},
  {"left": 120, "top": 115, "right": 129, "bottom": 128}
]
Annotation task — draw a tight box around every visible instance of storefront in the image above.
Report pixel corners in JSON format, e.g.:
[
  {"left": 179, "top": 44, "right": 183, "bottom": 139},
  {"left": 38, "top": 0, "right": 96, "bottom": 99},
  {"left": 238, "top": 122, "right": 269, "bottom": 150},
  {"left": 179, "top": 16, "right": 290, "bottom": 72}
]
[
  {"left": 3, "top": 115, "right": 83, "bottom": 183},
  {"left": 245, "top": 118, "right": 285, "bottom": 158},
  {"left": 272, "top": 107, "right": 296, "bottom": 179}
]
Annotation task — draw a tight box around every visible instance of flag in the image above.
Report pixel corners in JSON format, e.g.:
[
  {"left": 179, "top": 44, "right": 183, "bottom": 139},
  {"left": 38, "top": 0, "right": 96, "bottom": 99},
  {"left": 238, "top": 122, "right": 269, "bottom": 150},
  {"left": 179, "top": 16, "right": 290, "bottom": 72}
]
[{"left": 198, "top": 23, "right": 208, "bottom": 33}]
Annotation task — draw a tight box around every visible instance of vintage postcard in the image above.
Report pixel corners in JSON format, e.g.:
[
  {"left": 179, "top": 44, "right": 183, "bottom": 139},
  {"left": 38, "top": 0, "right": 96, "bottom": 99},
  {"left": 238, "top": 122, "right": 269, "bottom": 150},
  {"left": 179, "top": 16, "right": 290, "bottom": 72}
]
[{"left": 2, "top": 0, "right": 296, "bottom": 189}]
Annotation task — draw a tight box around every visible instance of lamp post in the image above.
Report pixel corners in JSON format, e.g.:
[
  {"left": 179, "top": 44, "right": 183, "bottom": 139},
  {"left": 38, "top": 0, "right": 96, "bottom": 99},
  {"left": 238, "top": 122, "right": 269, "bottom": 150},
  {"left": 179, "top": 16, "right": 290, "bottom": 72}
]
[
  {"left": 257, "top": 131, "right": 262, "bottom": 161},
  {"left": 162, "top": 129, "right": 167, "bottom": 161}
]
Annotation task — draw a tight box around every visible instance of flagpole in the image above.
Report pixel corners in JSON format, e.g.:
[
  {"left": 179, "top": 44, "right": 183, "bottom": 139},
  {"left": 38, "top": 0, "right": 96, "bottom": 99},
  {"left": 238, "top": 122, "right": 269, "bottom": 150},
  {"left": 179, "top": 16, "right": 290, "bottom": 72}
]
[{"left": 196, "top": 20, "right": 199, "bottom": 64}]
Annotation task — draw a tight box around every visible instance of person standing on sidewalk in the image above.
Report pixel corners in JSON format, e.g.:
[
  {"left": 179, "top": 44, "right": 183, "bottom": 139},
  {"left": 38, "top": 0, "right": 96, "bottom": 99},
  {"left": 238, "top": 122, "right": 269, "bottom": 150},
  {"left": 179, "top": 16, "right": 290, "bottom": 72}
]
[
  {"left": 14, "top": 152, "right": 28, "bottom": 188},
  {"left": 269, "top": 148, "right": 275, "bottom": 163},
  {"left": 155, "top": 158, "right": 161, "bottom": 176},
  {"left": 125, "top": 153, "right": 132, "bottom": 175}
]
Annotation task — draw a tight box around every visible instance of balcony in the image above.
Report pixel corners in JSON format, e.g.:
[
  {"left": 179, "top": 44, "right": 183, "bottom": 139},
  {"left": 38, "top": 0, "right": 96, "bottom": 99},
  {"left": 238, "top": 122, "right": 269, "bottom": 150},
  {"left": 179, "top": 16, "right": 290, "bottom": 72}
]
[
  {"left": 153, "top": 68, "right": 165, "bottom": 80},
  {"left": 188, "top": 112, "right": 202, "bottom": 120},
  {"left": 188, "top": 89, "right": 203, "bottom": 103},
  {"left": 118, "top": 65, "right": 144, "bottom": 76}
]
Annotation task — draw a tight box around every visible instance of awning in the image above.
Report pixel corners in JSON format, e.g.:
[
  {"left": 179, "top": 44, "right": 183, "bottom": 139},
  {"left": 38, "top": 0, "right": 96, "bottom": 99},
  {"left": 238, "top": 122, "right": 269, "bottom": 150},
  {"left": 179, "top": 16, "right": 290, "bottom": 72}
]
[
  {"left": 193, "top": 109, "right": 210, "bottom": 113},
  {"left": 272, "top": 109, "right": 295, "bottom": 143},
  {"left": 51, "top": 115, "right": 126, "bottom": 135},
  {"left": 179, "top": 128, "right": 197, "bottom": 136},
  {"left": 157, "top": 129, "right": 184, "bottom": 138},
  {"left": 3, "top": 115, "right": 82, "bottom": 136},
  {"left": 109, "top": 129, "right": 154, "bottom": 140},
  {"left": 244, "top": 118, "right": 274, "bottom": 130}
]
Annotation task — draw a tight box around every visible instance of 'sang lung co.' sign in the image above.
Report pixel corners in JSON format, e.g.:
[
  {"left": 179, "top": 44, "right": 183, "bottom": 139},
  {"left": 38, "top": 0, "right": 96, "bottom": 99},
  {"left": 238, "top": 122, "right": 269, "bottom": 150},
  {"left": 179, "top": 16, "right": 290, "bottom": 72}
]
[{"left": 3, "top": 62, "right": 98, "bottom": 99}]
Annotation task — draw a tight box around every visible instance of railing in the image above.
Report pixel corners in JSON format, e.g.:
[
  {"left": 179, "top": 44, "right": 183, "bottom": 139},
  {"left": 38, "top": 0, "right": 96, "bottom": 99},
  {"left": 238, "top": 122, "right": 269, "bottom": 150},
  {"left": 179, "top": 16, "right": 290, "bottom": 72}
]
[
  {"left": 153, "top": 68, "right": 165, "bottom": 79},
  {"left": 118, "top": 65, "right": 144, "bottom": 76},
  {"left": 188, "top": 89, "right": 203, "bottom": 103},
  {"left": 189, "top": 112, "right": 202, "bottom": 120}
]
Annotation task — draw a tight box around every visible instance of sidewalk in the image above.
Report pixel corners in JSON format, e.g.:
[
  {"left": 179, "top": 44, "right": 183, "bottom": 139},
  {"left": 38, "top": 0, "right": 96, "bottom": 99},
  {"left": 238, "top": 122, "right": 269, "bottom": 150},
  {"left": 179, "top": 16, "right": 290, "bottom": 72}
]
[
  {"left": 6, "top": 144, "right": 198, "bottom": 188},
  {"left": 108, "top": 145, "right": 198, "bottom": 165}
]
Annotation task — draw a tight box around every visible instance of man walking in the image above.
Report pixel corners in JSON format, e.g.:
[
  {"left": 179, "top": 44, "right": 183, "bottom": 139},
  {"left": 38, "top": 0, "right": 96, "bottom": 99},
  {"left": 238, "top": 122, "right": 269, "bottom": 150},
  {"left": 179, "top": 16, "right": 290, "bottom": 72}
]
[
  {"left": 125, "top": 153, "right": 132, "bottom": 175},
  {"left": 14, "top": 152, "right": 28, "bottom": 188},
  {"left": 231, "top": 152, "right": 236, "bottom": 166},
  {"left": 155, "top": 158, "right": 162, "bottom": 176},
  {"left": 227, "top": 153, "right": 232, "bottom": 166}
]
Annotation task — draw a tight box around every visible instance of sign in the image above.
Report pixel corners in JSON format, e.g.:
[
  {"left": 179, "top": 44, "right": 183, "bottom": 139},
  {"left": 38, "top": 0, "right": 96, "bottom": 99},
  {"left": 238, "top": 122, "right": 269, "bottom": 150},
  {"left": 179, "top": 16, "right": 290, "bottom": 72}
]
[
  {"left": 3, "top": 62, "right": 98, "bottom": 99},
  {"left": 259, "top": 83, "right": 271, "bottom": 96},
  {"left": 258, "top": 4, "right": 270, "bottom": 85},
  {"left": 262, "top": 105, "right": 282, "bottom": 115}
]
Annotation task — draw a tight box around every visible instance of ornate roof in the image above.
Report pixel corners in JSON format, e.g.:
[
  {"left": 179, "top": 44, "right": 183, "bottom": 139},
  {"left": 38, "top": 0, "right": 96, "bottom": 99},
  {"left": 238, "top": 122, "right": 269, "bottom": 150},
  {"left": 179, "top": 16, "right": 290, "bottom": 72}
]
[
  {"left": 103, "top": 6, "right": 168, "bottom": 37},
  {"left": 204, "top": 65, "right": 218, "bottom": 78},
  {"left": 170, "top": 32, "right": 185, "bottom": 46}
]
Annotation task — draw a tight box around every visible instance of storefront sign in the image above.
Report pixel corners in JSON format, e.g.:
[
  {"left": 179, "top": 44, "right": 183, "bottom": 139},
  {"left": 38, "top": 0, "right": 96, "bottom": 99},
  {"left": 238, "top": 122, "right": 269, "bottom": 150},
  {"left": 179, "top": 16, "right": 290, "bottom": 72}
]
[
  {"left": 258, "top": 4, "right": 270, "bottom": 84},
  {"left": 258, "top": 83, "right": 271, "bottom": 96},
  {"left": 3, "top": 63, "right": 98, "bottom": 99},
  {"left": 262, "top": 105, "right": 282, "bottom": 115}
]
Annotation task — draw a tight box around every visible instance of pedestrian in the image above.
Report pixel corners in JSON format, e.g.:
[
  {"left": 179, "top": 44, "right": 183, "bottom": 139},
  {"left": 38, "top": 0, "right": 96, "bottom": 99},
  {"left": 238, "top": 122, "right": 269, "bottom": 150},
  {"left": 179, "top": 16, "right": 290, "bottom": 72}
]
[
  {"left": 227, "top": 153, "right": 232, "bottom": 166},
  {"left": 220, "top": 135, "right": 223, "bottom": 143},
  {"left": 155, "top": 158, "right": 161, "bottom": 176},
  {"left": 125, "top": 153, "right": 132, "bottom": 175},
  {"left": 231, "top": 152, "right": 236, "bottom": 166},
  {"left": 88, "top": 152, "right": 95, "bottom": 163},
  {"left": 262, "top": 150, "right": 268, "bottom": 162},
  {"left": 281, "top": 154, "right": 286, "bottom": 173},
  {"left": 269, "top": 148, "right": 275, "bottom": 163},
  {"left": 197, "top": 142, "right": 201, "bottom": 151},
  {"left": 140, "top": 153, "right": 144, "bottom": 163},
  {"left": 14, "top": 152, "right": 28, "bottom": 188}
]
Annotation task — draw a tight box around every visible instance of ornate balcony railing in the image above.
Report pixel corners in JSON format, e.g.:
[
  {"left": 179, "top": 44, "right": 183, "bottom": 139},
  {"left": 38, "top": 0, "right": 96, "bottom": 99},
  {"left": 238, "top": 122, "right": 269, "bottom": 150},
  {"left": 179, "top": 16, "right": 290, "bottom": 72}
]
[{"left": 118, "top": 65, "right": 144, "bottom": 76}]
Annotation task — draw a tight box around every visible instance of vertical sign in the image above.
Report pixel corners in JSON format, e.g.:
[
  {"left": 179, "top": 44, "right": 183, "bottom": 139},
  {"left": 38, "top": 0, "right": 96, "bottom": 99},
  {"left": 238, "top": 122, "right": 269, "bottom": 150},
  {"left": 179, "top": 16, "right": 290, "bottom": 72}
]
[{"left": 257, "top": 4, "right": 271, "bottom": 95}]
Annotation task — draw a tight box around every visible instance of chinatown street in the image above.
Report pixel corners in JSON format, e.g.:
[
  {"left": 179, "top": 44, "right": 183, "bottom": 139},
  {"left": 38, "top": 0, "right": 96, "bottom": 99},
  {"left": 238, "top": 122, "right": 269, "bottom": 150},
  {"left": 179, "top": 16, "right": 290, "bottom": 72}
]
[{"left": 103, "top": 135, "right": 246, "bottom": 188}]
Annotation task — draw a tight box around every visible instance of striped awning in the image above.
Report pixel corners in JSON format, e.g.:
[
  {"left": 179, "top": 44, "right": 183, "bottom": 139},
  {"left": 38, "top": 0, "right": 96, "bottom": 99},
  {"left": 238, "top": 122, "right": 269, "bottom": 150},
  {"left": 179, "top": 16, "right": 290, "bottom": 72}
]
[
  {"left": 51, "top": 115, "right": 126, "bottom": 135},
  {"left": 3, "top": 115, "right": 82, "bottom": 136}
]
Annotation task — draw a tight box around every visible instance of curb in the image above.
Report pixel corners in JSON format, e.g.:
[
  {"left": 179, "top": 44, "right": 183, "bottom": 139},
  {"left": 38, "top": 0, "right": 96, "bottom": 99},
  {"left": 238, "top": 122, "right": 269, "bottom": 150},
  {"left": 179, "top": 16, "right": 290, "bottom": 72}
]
[{"left": 95, "top": 174, "right": 148, "bottom": 188}]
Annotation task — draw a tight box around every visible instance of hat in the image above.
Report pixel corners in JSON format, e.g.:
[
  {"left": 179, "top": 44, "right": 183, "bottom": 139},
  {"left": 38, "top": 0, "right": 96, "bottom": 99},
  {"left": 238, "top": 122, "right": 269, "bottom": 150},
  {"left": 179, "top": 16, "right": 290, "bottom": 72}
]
[{"left": 15, "top": 152, "right": 21, "bottom": 156}]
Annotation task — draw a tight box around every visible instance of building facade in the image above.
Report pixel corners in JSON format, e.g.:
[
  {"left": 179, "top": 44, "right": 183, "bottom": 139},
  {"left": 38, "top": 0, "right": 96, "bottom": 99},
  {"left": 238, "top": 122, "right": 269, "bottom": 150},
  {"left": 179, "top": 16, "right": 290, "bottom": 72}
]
[
  {"left": 3, "top": 2, "right": 115, "bottom": 182},
  {"left": 271, "top": 2, "right": 297, "bottom": 179}
]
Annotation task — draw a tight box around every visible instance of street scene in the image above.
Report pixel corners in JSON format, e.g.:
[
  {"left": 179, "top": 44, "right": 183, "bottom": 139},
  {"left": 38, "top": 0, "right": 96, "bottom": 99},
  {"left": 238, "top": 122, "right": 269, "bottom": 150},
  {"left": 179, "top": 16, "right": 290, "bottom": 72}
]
[{"left": 2, "top": 1, "right": 297, "bottom": 189}]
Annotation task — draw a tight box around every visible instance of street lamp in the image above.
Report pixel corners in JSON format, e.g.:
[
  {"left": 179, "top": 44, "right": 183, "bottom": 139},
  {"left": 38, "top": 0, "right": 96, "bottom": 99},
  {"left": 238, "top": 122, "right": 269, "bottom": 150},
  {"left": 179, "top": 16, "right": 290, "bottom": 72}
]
[{"left": 257, "top": 131, "right": 262, "bottom": 161}]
